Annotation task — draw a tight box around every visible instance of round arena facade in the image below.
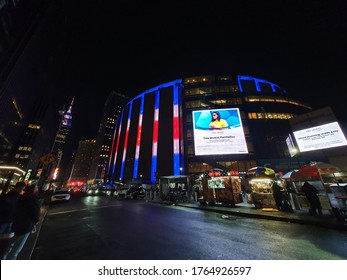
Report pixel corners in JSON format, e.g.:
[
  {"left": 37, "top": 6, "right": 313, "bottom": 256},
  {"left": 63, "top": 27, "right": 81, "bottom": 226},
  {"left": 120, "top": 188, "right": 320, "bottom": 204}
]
[{"left": 107, "top": 74, "right": 313, "bottom": 184}]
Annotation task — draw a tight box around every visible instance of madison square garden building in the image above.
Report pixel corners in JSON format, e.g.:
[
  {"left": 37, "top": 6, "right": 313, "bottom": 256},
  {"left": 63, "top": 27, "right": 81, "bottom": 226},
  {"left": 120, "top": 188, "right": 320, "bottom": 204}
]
[{"left": 107, "top": 75, "right": 313, "bottom": 184}]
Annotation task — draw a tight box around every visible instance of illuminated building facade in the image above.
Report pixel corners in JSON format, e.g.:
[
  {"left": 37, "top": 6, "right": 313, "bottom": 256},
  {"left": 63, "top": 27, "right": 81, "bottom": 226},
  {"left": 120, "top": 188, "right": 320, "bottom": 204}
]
[
  {"left": 108, "top": 80, "right": 184, "bottom": 184},
  {"left": 12, "top": 96, "right": 51, "bottom": 171},
  {"left": 108, "top": 75, "right": 328, "bottom": 183},
  {"left": 69, "top": 139, "right": 96, "bottom": 184},
  {"left": 107, "top": 75, "right": 315, "bottom": 184},
  {"left": 184, "top": 75, "right": 314, "bottom": 174}
]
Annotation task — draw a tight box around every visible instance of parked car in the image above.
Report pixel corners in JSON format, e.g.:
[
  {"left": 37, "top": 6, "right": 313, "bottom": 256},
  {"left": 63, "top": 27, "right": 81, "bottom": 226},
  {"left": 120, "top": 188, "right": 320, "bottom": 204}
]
[
  {"left": 126, "top": 187, "right": 145, "bottom": 199},
  {"left": 51, "top": 189, "right": 71, "bottom": 202}
]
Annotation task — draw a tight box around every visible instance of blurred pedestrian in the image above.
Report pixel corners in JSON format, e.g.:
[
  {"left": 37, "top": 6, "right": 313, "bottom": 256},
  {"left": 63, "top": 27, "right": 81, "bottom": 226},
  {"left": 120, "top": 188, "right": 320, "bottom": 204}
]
[
  {"left": 0, "top": 182, "right": 26, "bottom": 258},
  {"left": 151, "top": 185, "right": 155, "bottom": 200},
  {"left": 301, "top": 181, "right": 323, "bottom": 215},
  {"left": 272, "top": 181, "right": 283, "bottom": 211},
  {"left": 0, "top": 182, "right": 25, "bottom": 234},
  {"left": 2, "top": 184, "right": 40, "bottom": 260},
  {"left": 241, "top": 183, "right": 246, "bottom": 198}
]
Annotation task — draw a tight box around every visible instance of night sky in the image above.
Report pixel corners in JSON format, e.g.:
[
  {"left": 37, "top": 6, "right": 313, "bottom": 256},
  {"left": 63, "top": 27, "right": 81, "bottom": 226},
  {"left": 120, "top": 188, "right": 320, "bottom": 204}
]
[{"left": 51, "top": 0, "right": 347, "bottom": 151}]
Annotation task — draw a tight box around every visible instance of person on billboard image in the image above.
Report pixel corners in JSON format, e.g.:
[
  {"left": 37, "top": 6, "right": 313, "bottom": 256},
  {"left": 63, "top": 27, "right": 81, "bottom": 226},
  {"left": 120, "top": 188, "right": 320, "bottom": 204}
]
[{"left": 210, "top": 111, "right": 228, "bottom": 129}]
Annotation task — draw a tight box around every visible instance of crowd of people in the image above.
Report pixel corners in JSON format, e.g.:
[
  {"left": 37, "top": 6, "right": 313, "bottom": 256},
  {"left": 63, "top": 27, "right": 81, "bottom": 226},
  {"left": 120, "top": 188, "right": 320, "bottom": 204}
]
[{"left": 0, "top": 181, "right": 41, "bottom": 260}]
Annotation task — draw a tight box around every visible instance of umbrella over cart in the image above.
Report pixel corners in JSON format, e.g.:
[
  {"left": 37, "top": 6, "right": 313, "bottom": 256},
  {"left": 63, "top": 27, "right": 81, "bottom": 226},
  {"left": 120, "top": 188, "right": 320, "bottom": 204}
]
[
  {"left": 298, "top": 161, "right": 340, "bottom": 179},
  {"left": 281, "top": 169, "right": 317, "bottom": 182},
  {"left": 247, "top": 166, "right": 276, "bottom": 178}
]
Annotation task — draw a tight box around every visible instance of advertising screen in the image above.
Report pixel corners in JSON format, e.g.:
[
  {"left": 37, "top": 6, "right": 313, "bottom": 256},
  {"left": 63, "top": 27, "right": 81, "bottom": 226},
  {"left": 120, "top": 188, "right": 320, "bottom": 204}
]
[
  {"left": 293, "top": 121, "right": 347, "bottom": 152},
  {"left": 192, "top": 108, "right": 248, "bottom": 155}
]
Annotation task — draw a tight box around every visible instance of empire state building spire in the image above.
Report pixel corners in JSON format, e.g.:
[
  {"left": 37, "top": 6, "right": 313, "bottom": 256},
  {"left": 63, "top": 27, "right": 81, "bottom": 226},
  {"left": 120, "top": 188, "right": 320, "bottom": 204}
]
[
  {"left": 62, "top": 96, "right": 75, "bottom": 127},
  {"left": 48, "top": 97, "right": 75, "bottom": 182},
  {"left": 66, "top": 96, "right": 75, "bottom": 115}
]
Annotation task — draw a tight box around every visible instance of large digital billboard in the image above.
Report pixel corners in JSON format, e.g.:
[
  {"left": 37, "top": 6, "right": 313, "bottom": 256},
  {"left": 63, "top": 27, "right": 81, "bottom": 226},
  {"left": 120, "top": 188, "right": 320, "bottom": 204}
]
[
  {"left": 192, "top": 108, "right": 248, "bottom": 155},
  {"left": 293, "top": 121, "right": 347, "bottom": 152}
]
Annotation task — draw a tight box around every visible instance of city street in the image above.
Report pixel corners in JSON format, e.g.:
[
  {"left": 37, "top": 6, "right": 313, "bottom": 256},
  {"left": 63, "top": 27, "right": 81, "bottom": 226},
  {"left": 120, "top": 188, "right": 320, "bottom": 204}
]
[{"left": 31, "top": 194, "right": 347, "bottom": 260}]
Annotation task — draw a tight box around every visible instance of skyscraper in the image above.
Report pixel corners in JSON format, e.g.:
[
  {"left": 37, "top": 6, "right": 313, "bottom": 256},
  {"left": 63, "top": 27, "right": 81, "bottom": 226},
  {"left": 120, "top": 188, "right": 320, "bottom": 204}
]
[
  {"left": 49, "top": 97, "right": 75, "bottom": 182},
  {"left": 88, "top": 91, "right": 131, "bottom": 185},
  {"left": 69, "top": 139, "right": 96, "bottom": 185},
  {"left": 0, "top": 0, "right": 51, "bottom": 165}
]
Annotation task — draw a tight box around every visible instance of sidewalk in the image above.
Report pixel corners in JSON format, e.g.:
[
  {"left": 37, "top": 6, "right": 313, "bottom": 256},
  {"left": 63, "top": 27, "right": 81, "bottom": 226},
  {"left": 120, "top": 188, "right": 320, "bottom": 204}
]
[
  {"left": 145, "top": 191, "right": 347, "bottom": 231},
  {"left": 16, "top": 204, "right": 49, "bottom": 260},
  {"left": 173, "top": 200, "right": 347, "bottom": 231}
]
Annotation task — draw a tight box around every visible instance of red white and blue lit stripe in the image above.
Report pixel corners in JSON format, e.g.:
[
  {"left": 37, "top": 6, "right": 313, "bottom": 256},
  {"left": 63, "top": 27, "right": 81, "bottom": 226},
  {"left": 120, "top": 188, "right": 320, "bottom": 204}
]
[
  {"left": 173, "top": 84, "right": 181, "bottom": 175},
  {"left": 150, "top": 90, "right": 160, "bottom": 183},
  {"left": 111, "top": 110, "right": 124, "bottom": 179},
  {"left": 120, "top": 102, "right": 133, "bottom": 180},
  {"left": 133, "top": 95, "right": 144, "bottom": 178}
]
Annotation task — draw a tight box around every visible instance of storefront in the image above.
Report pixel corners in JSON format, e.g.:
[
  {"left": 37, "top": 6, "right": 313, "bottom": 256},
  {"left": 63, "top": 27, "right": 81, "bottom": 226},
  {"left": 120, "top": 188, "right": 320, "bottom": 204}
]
[{"left": 0, "top": 165, "right": 26, "bottom": 194}]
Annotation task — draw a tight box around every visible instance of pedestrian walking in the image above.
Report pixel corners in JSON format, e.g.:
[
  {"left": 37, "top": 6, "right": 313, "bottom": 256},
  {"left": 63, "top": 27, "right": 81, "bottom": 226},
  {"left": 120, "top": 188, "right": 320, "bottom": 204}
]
[
  {"left": 0, "top": 182, "right": 26, "bottom": 258},
  {"left": 2, "top": 184, "right": 41, "bottom": 260},
  {"left": 272, "top": 181, "right": 283, "bottom": 211},
  {"left": 301, "top": 181, "right": 323, "bottom": 215}
]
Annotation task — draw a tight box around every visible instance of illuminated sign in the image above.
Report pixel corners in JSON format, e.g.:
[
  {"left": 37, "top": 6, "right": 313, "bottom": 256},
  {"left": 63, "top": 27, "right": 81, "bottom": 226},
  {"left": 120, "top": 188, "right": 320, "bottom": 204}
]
[
  {"left": 207, "top": 177, "right": 225, "bottom": 189},
  {"left": 204, "top": 168, "right": 228, "bottom": 177},
  {"left": 293, "top": 121, "right": 347, "bottom": 152},
  {"left": 286, "top": 134, "right": 297, "bottom": 157},
  {"left": 62, "top": 113, "right": 72, "bottom": 127},
  {"left": 192, "top": 108, "right": 248, "bottom": 155}
]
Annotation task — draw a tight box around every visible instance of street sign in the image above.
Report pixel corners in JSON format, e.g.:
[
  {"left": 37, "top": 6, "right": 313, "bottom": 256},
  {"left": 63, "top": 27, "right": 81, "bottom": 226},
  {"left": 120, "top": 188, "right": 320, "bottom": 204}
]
[{"left": 40, "top": 153, "right": 55, "bottom": 165}]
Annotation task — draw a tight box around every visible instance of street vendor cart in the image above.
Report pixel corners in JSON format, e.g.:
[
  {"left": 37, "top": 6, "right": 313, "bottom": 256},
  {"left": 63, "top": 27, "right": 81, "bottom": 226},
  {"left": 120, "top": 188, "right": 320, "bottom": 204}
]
[
  {"left": 329, "top": 183, "right": 347, "bottom": 220},
  {"left": 246, "top": 166, "right": 290, "bottom": 210},
  {"left": 198, "top": 175, "right": 242, "bottom": 206}
]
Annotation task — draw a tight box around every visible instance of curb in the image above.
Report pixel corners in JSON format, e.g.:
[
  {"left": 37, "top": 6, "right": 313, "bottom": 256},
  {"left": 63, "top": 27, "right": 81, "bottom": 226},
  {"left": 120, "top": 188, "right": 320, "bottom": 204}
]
[{"left": 175, "top": 202, "right": 347, "bottom": 231}]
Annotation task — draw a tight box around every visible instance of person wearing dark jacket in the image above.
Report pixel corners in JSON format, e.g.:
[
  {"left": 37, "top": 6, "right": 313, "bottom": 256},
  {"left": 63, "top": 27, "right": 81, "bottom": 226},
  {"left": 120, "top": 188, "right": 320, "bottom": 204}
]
[
  {"left": 301, "top": 181, "right": 323, "bottom": 215},
  {"left": 272, "top": 181, "right": 283, "bottom": 211},
  {"left": 0, "top": 182, "right": 25, "bottom": 234},
  {"left": 0, "top": 182, "right": 26, "bottom": 258},
  {"left": 2, "top": 184, "right": 40, "bottom": 260}
]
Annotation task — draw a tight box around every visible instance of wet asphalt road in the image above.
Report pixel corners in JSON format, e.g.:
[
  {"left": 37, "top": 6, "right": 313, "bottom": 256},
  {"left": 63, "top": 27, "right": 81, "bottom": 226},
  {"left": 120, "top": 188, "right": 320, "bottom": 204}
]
[{"left": 31, "top": 194, "right": 347, "bottom": 260}]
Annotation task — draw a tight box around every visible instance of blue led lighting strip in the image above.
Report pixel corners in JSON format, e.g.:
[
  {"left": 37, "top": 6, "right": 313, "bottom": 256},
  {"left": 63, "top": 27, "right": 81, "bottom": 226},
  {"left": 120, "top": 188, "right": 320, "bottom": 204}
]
[
  {"left": 179, "top": 84, "right": 185, "bottom": 175},
  {"left": 237, "top": 75, "right": 281, "bottom": 93},
  {"left": 173, "top": 83, "right": 180, "bottom": 175}
]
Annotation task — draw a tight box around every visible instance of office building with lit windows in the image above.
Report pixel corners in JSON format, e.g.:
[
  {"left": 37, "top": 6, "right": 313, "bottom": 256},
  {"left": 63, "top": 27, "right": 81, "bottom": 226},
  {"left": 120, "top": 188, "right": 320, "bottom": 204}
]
[
  {"left": 107, "top": 74, "right": 316, "bottom": 184},
  {"left": 89, "top": 91, "right": 131, "bottom": 184},
  {"left": 69, "top": 139, "right": 96, "bottom": 184}
]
